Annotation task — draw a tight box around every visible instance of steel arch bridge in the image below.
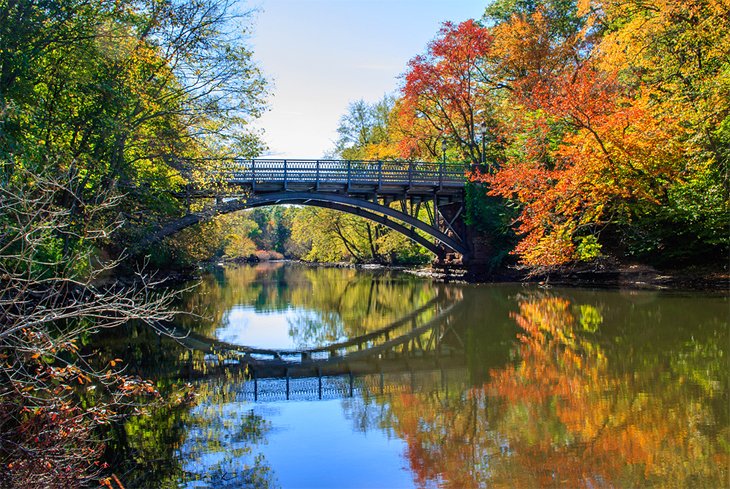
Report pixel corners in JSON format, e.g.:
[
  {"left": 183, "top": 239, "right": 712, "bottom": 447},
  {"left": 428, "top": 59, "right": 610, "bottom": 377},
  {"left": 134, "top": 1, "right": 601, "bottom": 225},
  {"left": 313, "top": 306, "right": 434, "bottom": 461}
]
[{"left": 141, "top": 159, "right": 470, "bottom": 259}]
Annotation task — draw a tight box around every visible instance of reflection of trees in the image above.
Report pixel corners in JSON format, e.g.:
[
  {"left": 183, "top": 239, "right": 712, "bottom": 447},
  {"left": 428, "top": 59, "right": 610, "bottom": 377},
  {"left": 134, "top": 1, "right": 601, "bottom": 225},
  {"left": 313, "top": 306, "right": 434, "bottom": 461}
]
[
  {"left": 178, "top": 263, "right": 440, "bottom": 347},
  {"left": 178, "top": 380, "right": 275, "bottom": 489},
  {"left": 341, "top": 395, "right": 397, "bottom": 435},
  {"left": 287, "top": 310, "right": 347, "bottom": 347},
  {"left": 389, "top": 390, "right": 496, "bottom": 489},
  {"left": 287, "top": 267, "right": 440, "bottom": 347},
  {"left": 377, "top": 292, "right": 728, "bottom": 488},
  {"left": 106, "top": 368, "right": 276, "bottom": 488},
  {"left": 175, "top": 263, "right": 288, "bottom": 335},
  {"left": 92, "top": 321, "right": 275, "bottom": 488},
  {"left": 97, "top": 264, "right": 446, "bottom": 486}
]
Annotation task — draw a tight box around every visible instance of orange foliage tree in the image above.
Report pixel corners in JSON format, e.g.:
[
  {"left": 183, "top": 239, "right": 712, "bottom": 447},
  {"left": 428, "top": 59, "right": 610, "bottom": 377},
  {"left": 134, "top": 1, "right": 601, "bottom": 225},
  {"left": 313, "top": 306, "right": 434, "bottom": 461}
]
[
  {"left": 481, "top": 0, "right": 729, "bottom": 266},
  {"left": 387, "top": 0, "right": 729, "bottom": 267},
  {"left": 488, "top": 62, "right": 688, "bottom": 265}
]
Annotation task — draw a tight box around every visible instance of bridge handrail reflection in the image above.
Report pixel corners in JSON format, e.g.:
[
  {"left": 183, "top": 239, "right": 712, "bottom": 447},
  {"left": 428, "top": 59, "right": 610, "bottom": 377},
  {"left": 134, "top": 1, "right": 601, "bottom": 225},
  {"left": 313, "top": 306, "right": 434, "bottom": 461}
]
[{"left": 170, "top": 294, "right": 464, "bottom": 380}]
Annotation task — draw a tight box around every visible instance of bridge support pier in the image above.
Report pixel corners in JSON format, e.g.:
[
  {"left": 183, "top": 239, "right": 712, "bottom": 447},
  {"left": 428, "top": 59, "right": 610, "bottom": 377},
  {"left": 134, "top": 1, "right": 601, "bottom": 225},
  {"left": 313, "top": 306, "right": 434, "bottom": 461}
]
[
  {"left": 432, "top": 195, "right": 502, "bottom": 276},
  {"left": 434, "top": 200, "right": 469, "bottom": 266}
]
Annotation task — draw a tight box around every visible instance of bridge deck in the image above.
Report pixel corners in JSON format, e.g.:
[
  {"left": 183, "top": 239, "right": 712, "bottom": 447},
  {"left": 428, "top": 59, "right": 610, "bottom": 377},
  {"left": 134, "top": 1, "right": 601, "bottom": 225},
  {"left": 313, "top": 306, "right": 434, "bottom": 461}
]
[{"left": 225, "top": 159, "right": 466, "bottom": 197}]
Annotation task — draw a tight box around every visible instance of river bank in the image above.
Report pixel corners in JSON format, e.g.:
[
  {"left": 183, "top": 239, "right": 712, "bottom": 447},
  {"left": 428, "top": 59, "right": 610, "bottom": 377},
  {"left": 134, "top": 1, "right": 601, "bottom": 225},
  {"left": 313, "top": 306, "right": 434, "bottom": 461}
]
[
  {"left": 510, "top": 261, "right": 729, "bottom": 291},
  {"left": 183, "top": 257, "right": 729, "bottom": 292}
]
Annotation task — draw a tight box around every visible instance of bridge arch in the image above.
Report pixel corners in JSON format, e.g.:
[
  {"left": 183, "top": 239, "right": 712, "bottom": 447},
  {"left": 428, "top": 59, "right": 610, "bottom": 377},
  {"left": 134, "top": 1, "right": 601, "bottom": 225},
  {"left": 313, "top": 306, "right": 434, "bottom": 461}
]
[{"left": 140, "top": 191, "right": 469, "bottom": 257}]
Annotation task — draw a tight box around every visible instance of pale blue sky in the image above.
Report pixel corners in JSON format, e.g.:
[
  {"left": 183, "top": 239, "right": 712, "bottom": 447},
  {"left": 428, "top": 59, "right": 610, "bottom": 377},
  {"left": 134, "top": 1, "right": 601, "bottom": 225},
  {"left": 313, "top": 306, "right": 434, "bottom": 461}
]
[{"left": 248, "top": 0, "right": 487, "bottom": 158}]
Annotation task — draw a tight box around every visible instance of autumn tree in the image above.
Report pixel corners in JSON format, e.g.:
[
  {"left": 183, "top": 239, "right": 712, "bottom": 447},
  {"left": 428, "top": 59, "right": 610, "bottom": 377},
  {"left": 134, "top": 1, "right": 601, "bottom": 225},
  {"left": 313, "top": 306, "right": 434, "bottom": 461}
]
[
  {"left": 0, "top": 170, "right": 179, "bottom": 487},
  {"left": 0, "top": 0, "right": 268, "bottom": 484},
  {"left": 320, "top": 97, "right": 432, "bottom": 264},
  {"left": 333, "top": 96, "right": 402, "bottom": 160},
  {"left": 389, "top": 0, "right": 727, "bottom": 268},
  {"left": 289, "top": 207, "right": 383, "bottom": 263},
  {"left": 594, "top": 0, "right": 730, "bottom": 261},
  {"left": 248, "top": 207, "right": 293, "bottom": 255},
  {"left": 397, "top": 19, "right": 504, "bottom": 165},
  {"left": 479, "top": 0, "right": 729, "bottom": 266},
  {"left": 0, "top": 0, "right": 267, "bottom": 260}
]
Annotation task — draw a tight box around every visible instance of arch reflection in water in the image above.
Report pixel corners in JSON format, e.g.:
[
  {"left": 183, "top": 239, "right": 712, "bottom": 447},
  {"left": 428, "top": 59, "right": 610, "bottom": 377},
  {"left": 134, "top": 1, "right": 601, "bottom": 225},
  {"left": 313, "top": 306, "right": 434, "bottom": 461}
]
[
  {"left": 172, "top": 286, "right": 467, "bottom": 402},
  {"left": 175, "top": 262, "right": 447, "bottom": 346}
]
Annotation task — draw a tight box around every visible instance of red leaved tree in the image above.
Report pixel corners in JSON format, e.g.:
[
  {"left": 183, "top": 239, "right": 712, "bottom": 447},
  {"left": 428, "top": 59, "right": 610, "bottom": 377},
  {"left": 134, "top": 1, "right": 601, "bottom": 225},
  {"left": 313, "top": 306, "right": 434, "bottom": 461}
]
[{"left": 397, "top": 20, "right": 505, "bottom": 164}]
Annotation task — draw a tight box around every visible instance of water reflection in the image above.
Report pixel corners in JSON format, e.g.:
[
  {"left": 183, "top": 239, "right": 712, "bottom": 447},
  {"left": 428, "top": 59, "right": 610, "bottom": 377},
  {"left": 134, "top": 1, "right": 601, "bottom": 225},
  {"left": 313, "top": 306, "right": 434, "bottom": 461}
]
[
  {"left": 97, "top": 265, "right": 727, "bottom": 488},
  {"left": 373, "top": 289, "right": 729, "bottom": 488},
  {"left": 216, "top": 306, "right": 316, "bottom": 349},
  {"left": 178, "top": 263, "right": 440, "bottom": 348},
  {"left": 180, "top": 396, "right": 274, "bottom": 488}
]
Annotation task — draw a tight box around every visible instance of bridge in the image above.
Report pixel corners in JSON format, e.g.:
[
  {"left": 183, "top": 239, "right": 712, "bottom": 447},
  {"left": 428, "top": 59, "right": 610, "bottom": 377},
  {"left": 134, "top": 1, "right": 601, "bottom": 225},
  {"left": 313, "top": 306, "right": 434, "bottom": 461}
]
[{"left": 142, "top": 159, "right": 472, "bottom": 260}]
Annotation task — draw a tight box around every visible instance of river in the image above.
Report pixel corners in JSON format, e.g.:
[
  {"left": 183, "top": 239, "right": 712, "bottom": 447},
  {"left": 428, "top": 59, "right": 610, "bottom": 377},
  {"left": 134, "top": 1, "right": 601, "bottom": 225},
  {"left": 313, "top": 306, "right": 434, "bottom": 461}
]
[{"left": 97, "top": 262, "right": 728, "bottom": 488}]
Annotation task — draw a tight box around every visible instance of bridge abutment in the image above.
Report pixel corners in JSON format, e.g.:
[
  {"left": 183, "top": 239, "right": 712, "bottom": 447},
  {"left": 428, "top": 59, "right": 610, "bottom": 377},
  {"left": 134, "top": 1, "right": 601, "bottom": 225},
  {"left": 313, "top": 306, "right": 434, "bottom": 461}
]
[{"left": 434, "top": 197, "right": 500, "bottom": 275}]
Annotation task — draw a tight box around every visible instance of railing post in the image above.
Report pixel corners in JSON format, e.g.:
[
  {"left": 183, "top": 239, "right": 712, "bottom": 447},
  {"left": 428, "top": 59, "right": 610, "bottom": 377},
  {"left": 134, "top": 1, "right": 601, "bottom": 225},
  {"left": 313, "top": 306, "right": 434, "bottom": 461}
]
[
  {"left": 315, "top": 160, "right": 320, "bottom": 190},
  {"left": 439, "top": 162, "right": 443, "bottom": 189},
  {"left": 251, "top": 159, "right": 256, "bottom": 191},
  {"left": 378, "top": 160, "right": 382, "bottom": 189},
  {"left": 347, "top": 160, "right": 351, "bottom": 191},
  {"left": 317, "top": 368, "right": 322, "bottom": 400},
  {"left": 283, "top": 159, "right": 288, "bottom": 190},
  {"left": 286, "top": 368, "right": 290, "bottom": 400},
  {"left": 408, "top": 161, "right": 413, "bottom": 187}
]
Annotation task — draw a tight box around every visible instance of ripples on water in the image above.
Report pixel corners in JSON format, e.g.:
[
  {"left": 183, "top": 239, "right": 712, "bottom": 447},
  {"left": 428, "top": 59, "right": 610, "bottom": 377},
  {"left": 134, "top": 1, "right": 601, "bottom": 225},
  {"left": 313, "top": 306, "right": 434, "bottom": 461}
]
[{"left": 96, "top": 263, "right": 728, "bottom": 488}]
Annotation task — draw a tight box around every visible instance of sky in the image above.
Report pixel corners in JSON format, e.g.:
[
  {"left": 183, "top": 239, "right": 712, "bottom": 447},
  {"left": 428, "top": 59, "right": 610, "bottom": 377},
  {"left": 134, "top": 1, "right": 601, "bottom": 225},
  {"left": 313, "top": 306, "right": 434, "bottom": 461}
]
[{"left": 247, "top": 0, "right": 486, "bottom": 159}]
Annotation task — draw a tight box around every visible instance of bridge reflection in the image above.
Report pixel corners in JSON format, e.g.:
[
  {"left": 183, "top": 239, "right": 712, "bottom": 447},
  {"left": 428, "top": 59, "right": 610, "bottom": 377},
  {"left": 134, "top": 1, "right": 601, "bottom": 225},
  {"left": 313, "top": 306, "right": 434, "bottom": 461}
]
[
  {"left": 245, "top": 365, "right": 469, "bottom": 403},
  {"left": 168, "top": 291, "right": 467, "bottom": 401}
]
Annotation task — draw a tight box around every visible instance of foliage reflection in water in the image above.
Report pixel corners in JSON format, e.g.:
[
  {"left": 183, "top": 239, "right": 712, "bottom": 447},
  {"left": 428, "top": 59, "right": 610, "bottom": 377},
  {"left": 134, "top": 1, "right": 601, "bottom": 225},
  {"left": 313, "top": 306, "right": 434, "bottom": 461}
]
[
  {"left": 98, "top": 264, "right": 728, "bottom": 488},
  {"left": 176, "top": 262, "right": 440, "bottom": 348}
]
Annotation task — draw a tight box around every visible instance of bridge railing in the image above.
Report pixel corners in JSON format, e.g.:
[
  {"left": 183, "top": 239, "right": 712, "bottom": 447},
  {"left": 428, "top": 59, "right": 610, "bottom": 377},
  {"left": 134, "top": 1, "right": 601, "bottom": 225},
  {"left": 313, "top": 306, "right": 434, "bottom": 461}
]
[{"left": 227, "top": 159, "right": 466, "bottom": 187}]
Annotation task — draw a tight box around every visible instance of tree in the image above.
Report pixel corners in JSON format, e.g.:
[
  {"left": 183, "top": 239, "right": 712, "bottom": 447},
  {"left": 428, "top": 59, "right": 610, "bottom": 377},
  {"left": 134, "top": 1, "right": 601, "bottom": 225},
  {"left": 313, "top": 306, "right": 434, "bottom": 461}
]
[
  {"left": 290, "top": 207, "right": 375, "bottom": 263},
  {"left": 334, "top": 96, "right": 399, "bottom": 160},
  {"left": 0, "top": 0, "right": 269, "bottom": 484},
  {"left": 0, "top": 0, "right": 267, "bottom": 261},
  {"left": 249, "top": 207, "right": 292, "bottom": 254},
  {"left": 397, "top": 19, "right": 503, "bottom": 164},
  {"left": 595, "top": 0, "right": 730, "bottom": 262},
  {"left": 288, "top": 205, "right": 430, "bottom": 265},
  {"left": 477, "top": 0, "right": 729, "bottom": 266},
  {"left": 0, "top": 169, "right": 178, "bottom": 487}
]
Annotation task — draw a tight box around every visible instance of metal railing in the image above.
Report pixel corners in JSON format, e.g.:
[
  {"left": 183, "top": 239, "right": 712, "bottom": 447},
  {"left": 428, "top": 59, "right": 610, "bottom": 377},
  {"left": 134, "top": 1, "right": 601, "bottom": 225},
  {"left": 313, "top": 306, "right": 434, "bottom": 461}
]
[{"left": 225, "top": 159, "right": 466, "bottom": 187}]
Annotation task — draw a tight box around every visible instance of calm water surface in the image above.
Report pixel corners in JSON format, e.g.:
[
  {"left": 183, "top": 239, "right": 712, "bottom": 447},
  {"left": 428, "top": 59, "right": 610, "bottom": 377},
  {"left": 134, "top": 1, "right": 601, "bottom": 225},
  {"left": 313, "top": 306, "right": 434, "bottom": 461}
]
[{"left": 102, "top": 262, "right": 728, "bottom": 488}]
